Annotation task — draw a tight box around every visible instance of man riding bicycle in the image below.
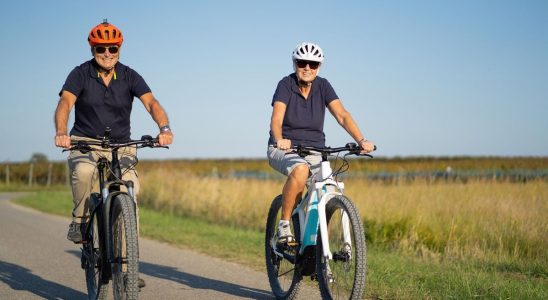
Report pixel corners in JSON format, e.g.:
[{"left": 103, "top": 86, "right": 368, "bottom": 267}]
[
  {"left": 54, "top": 20, "right": 173, "bottom": 281},
  {"left": 267, "top": 42, "right": 375, "bottom": 246}
]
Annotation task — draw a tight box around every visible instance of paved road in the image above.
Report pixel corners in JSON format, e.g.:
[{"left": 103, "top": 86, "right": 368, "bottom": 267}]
[{"left": 0, "top": 193, "right": 319, "bottom": 299}]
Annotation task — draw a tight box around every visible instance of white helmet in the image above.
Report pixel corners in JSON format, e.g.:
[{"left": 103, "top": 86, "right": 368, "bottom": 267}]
[{"left": 292, "top": 42, "right": 324, "bottom": 63}]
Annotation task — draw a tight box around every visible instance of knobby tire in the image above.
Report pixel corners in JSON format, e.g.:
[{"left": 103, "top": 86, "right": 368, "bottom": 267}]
[
  {"left": 265, "top": 195, "right": 302, "bottom": 299},
  {"left": 110, "top": 194, "right": 139, "bottom": 300},
  {"left": 83, "top": 194, "right": 109, "bottom": 300},
  {"left": 316, "top": 195, "right": 367, "bottom": 300}
]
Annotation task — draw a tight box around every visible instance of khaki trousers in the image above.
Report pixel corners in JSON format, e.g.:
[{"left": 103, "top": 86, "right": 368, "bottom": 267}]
[{"left": 68, "top": 136, "right": 140, "bottom": 224}]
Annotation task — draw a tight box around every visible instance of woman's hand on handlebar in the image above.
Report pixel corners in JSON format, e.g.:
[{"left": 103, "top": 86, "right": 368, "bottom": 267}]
[
  {"left": 358, "top": 139, "right": 375, "bottom": 154},
  {"left": 276, "top": 139, "right": 292, "bottom": 152},
  {"left": 55, "top": 134, "right": 71, "bottom": 149}
]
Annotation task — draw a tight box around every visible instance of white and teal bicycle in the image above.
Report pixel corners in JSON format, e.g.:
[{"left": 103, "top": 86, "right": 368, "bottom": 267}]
[{"left": 265, "top": 143, "right": 375, "bottom": 300}]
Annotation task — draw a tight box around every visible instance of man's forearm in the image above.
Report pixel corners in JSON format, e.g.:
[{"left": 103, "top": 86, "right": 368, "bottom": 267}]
[
  {"left": 54, "top": 101, "right": 71, "bottom": 135},
  {"left": 150, "top": 101, "right": 170, "bottom": 128}
]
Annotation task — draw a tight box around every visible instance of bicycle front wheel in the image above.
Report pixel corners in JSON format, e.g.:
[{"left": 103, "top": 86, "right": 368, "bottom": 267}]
[
  {"left": 265, "top": 195, "right": 302, "bottom": 299},
  {"left": 110, "top": 193, "right": 139, "bottom": 300},
  {"left": 83, "top": 209, "right": 109, "bottom": 300},
  {"left": 316, "top": 195, "right": 366, "bottom": 300}
]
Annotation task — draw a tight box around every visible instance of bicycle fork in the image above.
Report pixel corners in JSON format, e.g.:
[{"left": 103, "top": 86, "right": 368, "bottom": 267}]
[{"left": 317, "top": 192, "right": 353, "bottom": 284}]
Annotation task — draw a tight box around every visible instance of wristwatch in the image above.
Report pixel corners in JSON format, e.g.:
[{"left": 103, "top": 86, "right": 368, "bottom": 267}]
[{"left": 160, "top": 125, "right": 171, "bottom": 133}]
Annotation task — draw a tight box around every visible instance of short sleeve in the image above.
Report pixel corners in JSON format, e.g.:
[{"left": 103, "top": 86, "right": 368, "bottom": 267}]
[
  {"left": 271, "top": 77, "right": 291, "bottom": 106},
  {"left": 128, "top": 70, "right": 151, "bottom": 98},
  {"left": 322, "top": 79, "right": 339, "bottom": 106},
  {"left": 59, "top": 67, "right": 84, "bottom": 97}
]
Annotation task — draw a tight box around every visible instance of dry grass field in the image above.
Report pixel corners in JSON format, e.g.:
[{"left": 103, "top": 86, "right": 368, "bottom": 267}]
[{"left": 137, "top": 167, "right": 547, "bottom": 265}]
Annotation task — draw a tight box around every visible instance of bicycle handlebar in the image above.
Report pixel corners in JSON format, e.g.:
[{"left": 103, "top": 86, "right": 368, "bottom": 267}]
[
  {"left": 287, "top": 143, "right": 377, "bottom": 158},
  {"left": 63, "top": 129, "right": 169, "bottom": 153}
]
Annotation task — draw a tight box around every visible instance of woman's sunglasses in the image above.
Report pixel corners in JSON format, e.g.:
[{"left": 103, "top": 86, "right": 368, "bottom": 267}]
[
  {"left": 295, "top": 59, "right": 320, "bottom": 69},
  {"left": 94, "top": 45, "right": 119, "bottom": 54}
]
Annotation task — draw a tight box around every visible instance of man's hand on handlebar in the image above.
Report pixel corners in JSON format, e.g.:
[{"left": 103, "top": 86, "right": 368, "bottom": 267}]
[
  {"left": 55, "top": 134, "right": 71, "bottom": 149},
  {"left": 157, "top": 130, "right": 173, "bottom": 146}
]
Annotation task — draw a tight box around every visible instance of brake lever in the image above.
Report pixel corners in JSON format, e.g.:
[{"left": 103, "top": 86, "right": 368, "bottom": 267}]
[{"left": 63, "top": 142, "right": 92, "bottom": 154}]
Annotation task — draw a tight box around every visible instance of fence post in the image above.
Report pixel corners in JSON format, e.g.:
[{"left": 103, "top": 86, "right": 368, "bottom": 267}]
[
  {"left": 47, "top": 163, "right": 53, "bottom": 187},
  {"left": 28, "top": 163, "right": 34, "bottom": 187},
  {"left": 4, "top": 163, "right": 9, "bottom": 186}
]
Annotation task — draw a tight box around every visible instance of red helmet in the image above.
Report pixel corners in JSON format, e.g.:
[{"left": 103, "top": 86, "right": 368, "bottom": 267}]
[{"left": 88, "top": 19, "right": 123, "bottom": 46}]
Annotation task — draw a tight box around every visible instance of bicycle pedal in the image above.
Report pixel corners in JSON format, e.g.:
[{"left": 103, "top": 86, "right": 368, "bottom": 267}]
[
  {"left": 276, "top": 241, "right": 299, "bottom": 251},
  {"left": 287, "top": 241, "right": 299, "bottom": 247}
]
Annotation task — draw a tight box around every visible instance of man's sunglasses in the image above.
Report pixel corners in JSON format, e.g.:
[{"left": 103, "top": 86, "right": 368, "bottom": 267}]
[
  {"left": 94, "top": 45, "right": 120, "bottom": 54},
  {"left": 295, "top": 59, "right": 320, "bottom": 69}
]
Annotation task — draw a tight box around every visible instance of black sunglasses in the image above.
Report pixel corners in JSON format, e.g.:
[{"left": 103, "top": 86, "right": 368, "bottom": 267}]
[
  {"left": 94, "top": 45, "right": 119, "bottom": 54},
  {"left": 295, "top": 59, "right": 320, "bottom": 69}
]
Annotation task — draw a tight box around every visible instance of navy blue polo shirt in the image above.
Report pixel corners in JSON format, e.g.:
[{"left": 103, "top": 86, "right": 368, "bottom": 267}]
[
  {"left": 268, "top": 73, "right": 338, "bottom": 147},
  {"left": 60, "top": 59, "right": 151, "bottom": 142}
]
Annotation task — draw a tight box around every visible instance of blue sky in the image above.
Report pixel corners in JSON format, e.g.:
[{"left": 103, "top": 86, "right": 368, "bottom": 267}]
[{"left": 1, "top": 0, "right": 547, "bottom": 162}]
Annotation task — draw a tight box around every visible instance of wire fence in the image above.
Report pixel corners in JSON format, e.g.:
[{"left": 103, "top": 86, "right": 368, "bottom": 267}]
[
  {"left": 2, "top": 161, "right": 547, "bottom": 187},
  {"left": 1, "top": 162, "right": 69, "bottom": 187}
]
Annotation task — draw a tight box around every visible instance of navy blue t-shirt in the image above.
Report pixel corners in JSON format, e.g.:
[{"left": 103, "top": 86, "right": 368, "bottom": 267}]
[
  {"left": 268, "top": 73, "right": 338, "bottom": 147},
  {"left": 60, "top": 59, "right": 151, "bottom": 142}
]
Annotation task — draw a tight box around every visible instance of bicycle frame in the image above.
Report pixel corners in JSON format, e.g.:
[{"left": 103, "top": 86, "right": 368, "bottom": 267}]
[
  {"left": 294, "top": 157, "right": 351, "bottom": 261},
  {"left": 83, "top": 146, "right": 136, "bottom": 276},
  {"left": 270, "top": 155, "right": 353, "bottom": 262},
  {"left": 99, "top": 148, "right": 136, "bottom": 264}
]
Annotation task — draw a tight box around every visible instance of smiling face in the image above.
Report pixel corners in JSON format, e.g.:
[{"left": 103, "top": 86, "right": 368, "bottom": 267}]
[
  {"left": 92, "top": 44, "right": 120, "bottom": 71},
  {"left": 294, "top": 59, "right": 321, "bottom": 85}
]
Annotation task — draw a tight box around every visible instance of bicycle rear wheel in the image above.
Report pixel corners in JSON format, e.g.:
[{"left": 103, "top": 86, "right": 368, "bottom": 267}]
[
  {"left": 316, "top": 195, "right": 366, "bottom": 300},
  {"left": 265, "top": 195, "right": 302, "bottom": 299},
  {"left": 110, "top": 193, "right": 139, "bottom": 300},
  {"left": 83, "top": 194, "right": 109, "bottom": 300}
]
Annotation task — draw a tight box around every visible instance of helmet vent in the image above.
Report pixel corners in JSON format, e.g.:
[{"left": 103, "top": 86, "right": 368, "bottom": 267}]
[{"left": 88, "top": 21, "right": 123, "bottom": 46}]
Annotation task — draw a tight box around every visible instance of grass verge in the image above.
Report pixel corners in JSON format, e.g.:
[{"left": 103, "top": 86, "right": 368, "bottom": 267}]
[{"left": 11, "top": 191, "right": 547, "bottom": 299}]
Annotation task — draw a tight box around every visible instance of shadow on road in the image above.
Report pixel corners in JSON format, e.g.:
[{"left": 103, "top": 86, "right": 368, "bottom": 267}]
[
  {"left": 66, "top": 249, "right": 273, "bottom": 299},
  {"left": 140, "top": 261, "right": 274, "bottom": 299},
  {"left": 0, "top": 260, "right": 86, "bottom": 299}
]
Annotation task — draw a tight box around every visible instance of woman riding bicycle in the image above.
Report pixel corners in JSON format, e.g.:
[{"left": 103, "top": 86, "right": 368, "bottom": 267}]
[{"left": 267, "top": 42, "right": 375, "bottom": 246}]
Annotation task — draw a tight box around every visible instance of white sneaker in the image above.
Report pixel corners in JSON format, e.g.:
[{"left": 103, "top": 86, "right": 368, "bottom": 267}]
[{"left": 276, "top": 222, "right": 295, "bottom": 245}]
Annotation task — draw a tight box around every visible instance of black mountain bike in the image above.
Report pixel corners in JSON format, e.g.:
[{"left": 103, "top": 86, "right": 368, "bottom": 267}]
[{"left": 66, "top": 128, "right": 167, "bottom": 300}]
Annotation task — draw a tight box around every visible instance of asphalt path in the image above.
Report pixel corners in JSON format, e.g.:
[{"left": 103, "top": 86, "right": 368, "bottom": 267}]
[{"left": 0, "top": 193, "right": 321, "bottom": 299}]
